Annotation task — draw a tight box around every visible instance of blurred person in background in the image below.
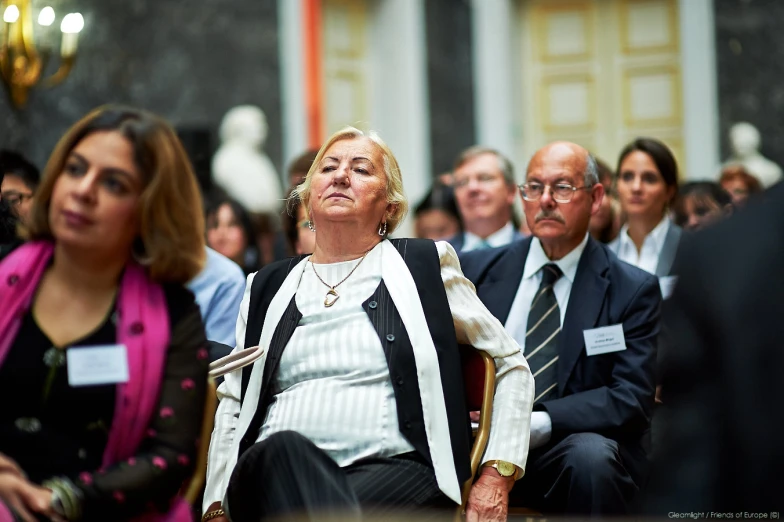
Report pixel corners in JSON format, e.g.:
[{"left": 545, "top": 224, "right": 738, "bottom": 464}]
[
  {"left": 589, "top": 157, "right": 622, "bottom": 243},
  {"left": 673, "top": 182, "right": 733, "bottom": 232},
  {"left": 719, "top": 164, "right": 762, "bottom": 207},
  {"left": 0, "top": 150, "right": 40, "bottom": 227},
  {"left": 450, "top": 147, "right": 524, "bottom": 252},
  {"left": 287, "top": 149, "right": 319, "bottom": 189},
  {"left": 206, "top": 198, "right": 259, "bottom": 275},
  {"left": 282, "top": 188, "right": 316, "bottom": 256},
  {"left": 610, "top": 138, "right": 681, "bottom": 287},
  {"left": 203, "top": 127, "right": 533, "bottom": 522},
  {"left": 646, "top": 183, "right": 784, "bottom": 514},
  {"left": 0, "top": 106, "right": 208, "bottom": 521},
  {"left": 414, "top": 182, "right": 462, "bottom": 241}
]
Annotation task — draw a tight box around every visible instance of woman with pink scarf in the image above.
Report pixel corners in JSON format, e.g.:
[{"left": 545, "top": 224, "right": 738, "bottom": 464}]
[{"left": 0, "top": 106, "right": 209, "bottom": 521}]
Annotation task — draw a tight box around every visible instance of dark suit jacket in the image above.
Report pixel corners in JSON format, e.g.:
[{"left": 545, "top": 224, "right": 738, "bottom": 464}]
[
  {"left": 460, "top": 236, "right": 661, "bottom": 481},
  {"left": 447, "top": 228, "right": 525, "bottom": 254},
  {"left": 646, "top": 185, "right": 784, "bottom": 513}
]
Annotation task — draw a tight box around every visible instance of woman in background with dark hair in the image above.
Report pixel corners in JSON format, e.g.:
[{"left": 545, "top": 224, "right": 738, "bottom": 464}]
[
  {"left": 673, "top": 181, "right": 733, "bottom": 231},
  {"left": 610, "top": 137, "right": 681, "bottom": 280},
  {"left": 414, "top": 183, "right": 462, "bottom": 241},
  {"left": 205, "top": 198, "right": 259, "bottom": 274}
]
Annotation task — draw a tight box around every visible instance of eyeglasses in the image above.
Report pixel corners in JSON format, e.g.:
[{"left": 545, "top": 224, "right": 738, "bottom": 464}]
[
  {"left": 518, "top": 182, "right": 592, "bottom": 203},
  {"left": 453, "top": 173, "right": 503, "bottom": 189},
  {"left": 0, "top": 191, "right": 33, "bottom": 207}
]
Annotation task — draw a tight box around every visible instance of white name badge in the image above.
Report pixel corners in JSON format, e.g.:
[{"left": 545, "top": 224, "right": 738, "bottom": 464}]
[
  {"left": 583, "top": 324, "right": 627, "bottom": 356},
  {"left": 67, "top": 344, "right": 130, "bottom": 387},
  {"left": 659, "top": 275, "right": 678, "bottom": 300}
]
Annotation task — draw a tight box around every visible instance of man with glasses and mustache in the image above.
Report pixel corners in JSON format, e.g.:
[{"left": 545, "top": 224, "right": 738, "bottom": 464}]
[
  {"left": 460, "top": 142, "right": 661, "bottom": 516},
  {"left": 0, "top": 150, "right": 39, "bottom": 227},
  {"left": 448, "top": 146, "right": 525, "bottom": 252}
]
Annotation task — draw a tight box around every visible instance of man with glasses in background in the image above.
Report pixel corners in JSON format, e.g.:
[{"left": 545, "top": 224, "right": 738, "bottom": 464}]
[
  {"left": 460, "top": 141, "right": 661, "bottom": 516},
  {"left": 448, "top": 146, "right": 525, "bottom": 252},
  {"left": 0, "top": 150, "right": 39, "bottom": 226}
]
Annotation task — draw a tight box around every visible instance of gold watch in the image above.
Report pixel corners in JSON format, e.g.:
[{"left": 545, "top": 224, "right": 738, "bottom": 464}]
[{"left": 483, "top": 460, "right": 519, "bottom": 479}]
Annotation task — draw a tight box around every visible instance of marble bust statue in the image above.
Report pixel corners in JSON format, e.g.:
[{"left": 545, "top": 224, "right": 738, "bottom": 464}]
[
  {"left": 725, "top": 122, "right": 782, "bottom": 188},
  {"left": 212, "top": 105, "right": 283, "bottom": 213}
]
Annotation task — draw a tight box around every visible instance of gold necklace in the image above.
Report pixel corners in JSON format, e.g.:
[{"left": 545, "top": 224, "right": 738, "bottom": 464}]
[{"left": 310, "top": 250, "right": 370, "bottom": 307}]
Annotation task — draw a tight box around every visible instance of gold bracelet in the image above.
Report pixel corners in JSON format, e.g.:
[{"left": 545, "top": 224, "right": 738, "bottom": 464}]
[{"left": 202, "top": 508, "right": 225, "bottom": 521}]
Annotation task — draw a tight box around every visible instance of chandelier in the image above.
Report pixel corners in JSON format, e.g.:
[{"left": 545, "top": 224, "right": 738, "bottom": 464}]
[{"left": 0, "top": 0, "right": 84, "bottom": 108}]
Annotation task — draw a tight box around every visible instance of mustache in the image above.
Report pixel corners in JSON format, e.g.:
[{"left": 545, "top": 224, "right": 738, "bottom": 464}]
[{"left": 535, "top": 209, "right": 566, "bottom": 224}]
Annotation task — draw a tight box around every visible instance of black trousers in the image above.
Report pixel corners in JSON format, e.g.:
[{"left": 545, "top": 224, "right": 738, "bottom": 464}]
[
  {"left": 225, "top": 431, "right": 453, "bottom": 522},
  {"left": 509, "top": 432, "right": 639, "bottom": 517}
]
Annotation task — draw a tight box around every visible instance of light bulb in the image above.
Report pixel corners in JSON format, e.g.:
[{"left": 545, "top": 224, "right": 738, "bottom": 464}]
[
  {"left": 60, "top": 12, "right": 84, "bottom": 34},
  {"left": 3, "top": 5, "right": 20, "bottom": 23},
  {"left": 38, "top": 6, "right": 55, "bottom": 27}
]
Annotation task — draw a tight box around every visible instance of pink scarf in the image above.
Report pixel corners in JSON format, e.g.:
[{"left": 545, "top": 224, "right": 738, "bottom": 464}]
[{"left": 0, "top": 241, "right": 192, "bottom": 521}]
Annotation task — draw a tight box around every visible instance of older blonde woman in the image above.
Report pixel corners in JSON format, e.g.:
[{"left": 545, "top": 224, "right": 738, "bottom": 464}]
[{"left": 203, "top": 127, "right": 533, "bottom": 522}]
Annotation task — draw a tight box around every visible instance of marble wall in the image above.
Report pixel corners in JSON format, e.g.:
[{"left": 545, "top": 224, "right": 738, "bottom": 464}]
[
  {"left": 425, "top": 0, "right": 476, "bottom": 179},
  {"left": 0, "top": 0, "right": 282, "bottom": 177},
  {"left": 714, "top": 0, "right": 784, "bottom": 168}
]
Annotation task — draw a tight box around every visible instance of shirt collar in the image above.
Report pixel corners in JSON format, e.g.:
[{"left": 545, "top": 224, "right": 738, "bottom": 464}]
[
  {"left": 618, "top": 216, "right": 671, "bottom": 254},
  {"left": 463, "top": 222, "right": 515, "bottom": 251},
  {"left": 523, "top": 233, "right": 589, "bottom": 284}
]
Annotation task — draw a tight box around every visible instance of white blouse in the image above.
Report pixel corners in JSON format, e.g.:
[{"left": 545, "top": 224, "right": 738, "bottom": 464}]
[{"left": 257, "top": 244, "right": 415, "bottom": 465}]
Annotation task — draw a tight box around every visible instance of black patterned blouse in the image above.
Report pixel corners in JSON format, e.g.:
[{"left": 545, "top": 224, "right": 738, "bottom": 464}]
[{"left": 0, "top": 284, "right": 208, "bottom": 520}]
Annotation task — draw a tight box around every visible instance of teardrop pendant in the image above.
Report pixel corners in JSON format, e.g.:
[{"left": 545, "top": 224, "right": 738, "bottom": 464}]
[{"left": 324, "top": 288, "right": 339, "bottom": 307}]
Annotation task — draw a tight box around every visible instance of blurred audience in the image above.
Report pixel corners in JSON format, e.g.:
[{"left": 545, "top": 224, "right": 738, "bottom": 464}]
[
  {"left": 647, "top": 183, "right": 784, "bottom": 514},
  {"left": 205, "top": 198, "right": 259, "bottom": 275},
  {"left": 0, "top": 106, "right": 208, "bottom": 521},
  {"left": 588, "top": 157, "right": 622, "bottom": 243},
  {"left": 673, "top": 181, "right": 733, "bottom": 231},
  {"left": 610, "top": 138, "right": 681, "bottom": 283},
  {"left": 413, "top": 183, "right": 462, "bottom": 241},
  {"left": 719, "top": 164, "right": 762, "bottom": 207},
  {"left": 449, "top": 147, "right": 523, "bottom": 252},
  {"left": 0, "top": 150, "right": 40, "bottom": 226},
  {"left": 282, "top": 188, "right": 316, "bottom": 256}
]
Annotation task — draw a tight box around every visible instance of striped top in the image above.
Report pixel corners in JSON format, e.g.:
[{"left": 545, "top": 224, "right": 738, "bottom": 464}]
[{"left": 257, "top": 244, "right": 415, "bottom": 463}]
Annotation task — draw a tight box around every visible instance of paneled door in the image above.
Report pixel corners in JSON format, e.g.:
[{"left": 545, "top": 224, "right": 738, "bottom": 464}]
[
  {"left": 322, "top": 0, "right": 370, "bottom": 137},
  {"left": 519, "top": 0, "right": 683, "bottom": 172}
]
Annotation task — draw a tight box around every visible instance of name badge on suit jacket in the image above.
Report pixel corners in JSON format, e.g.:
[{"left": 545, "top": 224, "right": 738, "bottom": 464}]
[
  {"left": 67, "top": 344, "right": 129, "bottom": 387},
  {"left": 583, "top": 324, "right": 627, "bottom": 356}
]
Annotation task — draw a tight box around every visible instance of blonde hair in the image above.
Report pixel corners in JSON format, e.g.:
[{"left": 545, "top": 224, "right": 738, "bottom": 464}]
[
  {"left": 291, "top": 126, "right": 408, "bottom": 235},
  {"left": 27, "top": 105, "right": 206, "bottom": 284}
]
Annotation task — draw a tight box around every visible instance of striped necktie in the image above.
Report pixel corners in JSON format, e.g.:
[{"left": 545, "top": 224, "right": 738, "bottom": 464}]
[{"left": 526, "top": 263, "right": 562, "bottom": 404}]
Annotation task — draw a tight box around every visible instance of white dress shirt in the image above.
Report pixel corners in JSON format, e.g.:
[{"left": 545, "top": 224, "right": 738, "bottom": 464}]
[
  {"left": 204, "top": 240, "right": 533, "bottom": 510},
  {"left": 503, "top": 234, "right": 589, "bottom": 449},
  {"left": 462, "top": 222, "right": 516, "bottom": 252},
  {"left": 504, "top": 234, "right": 589, "bottom": 352},
  {"left": 258, "top": 247, "right": 415, "bottom": 464},
  {"left": 615, "top": 217, "right": 671, "bottom": 275}
]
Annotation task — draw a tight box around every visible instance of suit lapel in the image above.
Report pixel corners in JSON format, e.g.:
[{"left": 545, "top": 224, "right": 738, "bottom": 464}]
[
  {"left": 477, "top": 238, "right": 531, "bottom": 324},
  {"left": 655, "top": 224, "right": 682, "bottom": 277},
  {"left": 557, "top": 239, "right": 610, "bottom": 394}
]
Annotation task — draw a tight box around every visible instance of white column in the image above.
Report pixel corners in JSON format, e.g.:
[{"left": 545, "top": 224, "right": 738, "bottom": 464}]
[
  {"left": 278, "top": 0, "right": 308, "bottom": 178},
  {"left": 471, "top": 0, "right": 517, "bottom": 162},
  {"left": 679, "top": 0, "right": 720, "bottom": 179},
  {"left": 368, "top": 0, "right": 431, "bottom": 237}
]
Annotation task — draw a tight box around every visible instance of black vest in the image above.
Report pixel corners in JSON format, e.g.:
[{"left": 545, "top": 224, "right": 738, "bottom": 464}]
[{"left": 237, "top": 239, "right": 472, "bottom": 483}]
